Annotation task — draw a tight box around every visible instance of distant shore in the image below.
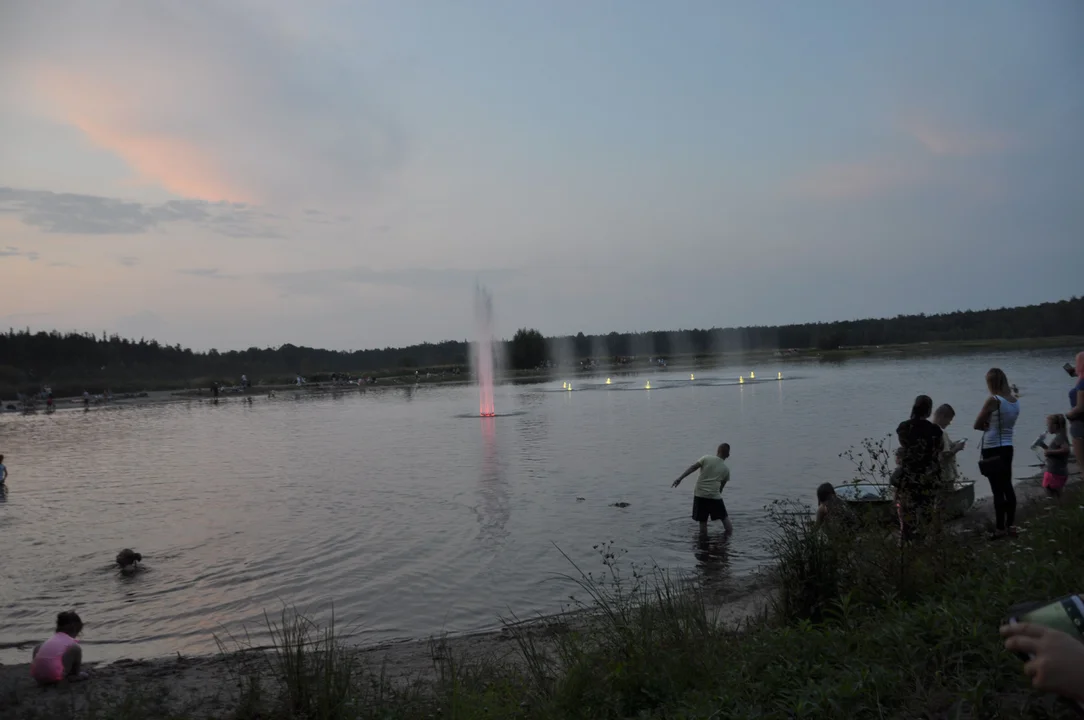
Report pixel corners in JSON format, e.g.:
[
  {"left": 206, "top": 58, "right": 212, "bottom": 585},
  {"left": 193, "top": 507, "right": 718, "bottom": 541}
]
[{"left": 5, "top": 334, "right": 1080, "bottom": 412}]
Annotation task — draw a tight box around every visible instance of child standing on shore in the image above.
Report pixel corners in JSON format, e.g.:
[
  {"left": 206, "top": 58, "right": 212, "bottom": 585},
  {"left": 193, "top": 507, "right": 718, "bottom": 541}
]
[{"left": 1042, "top": 414, "right": 1071, "bottom": 497}]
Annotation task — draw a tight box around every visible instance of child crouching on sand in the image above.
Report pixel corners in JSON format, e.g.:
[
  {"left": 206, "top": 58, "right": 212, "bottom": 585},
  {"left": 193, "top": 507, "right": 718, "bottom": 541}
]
[
  {"left": 1041, "top": 414, "right": 1071, "bottom": 497},
  {"left": 30, "top": 611, "right": 87, "bottom": 685}
]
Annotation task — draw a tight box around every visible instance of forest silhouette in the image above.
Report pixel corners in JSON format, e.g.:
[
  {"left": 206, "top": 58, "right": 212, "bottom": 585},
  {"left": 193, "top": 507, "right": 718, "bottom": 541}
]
[{"left": 2, "top": 296, "right": 1081, "bottom": 397}]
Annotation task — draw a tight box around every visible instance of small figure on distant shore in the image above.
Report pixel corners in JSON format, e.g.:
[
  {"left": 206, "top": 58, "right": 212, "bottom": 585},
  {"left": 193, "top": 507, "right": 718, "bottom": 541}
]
[
  {"left": 30, "top": 611, "right": 87, "bottom": 685},
  {"left": 116, "top": 548, "right": 142, "bottom": 572},
  {"left": 0, "top": 453, "right": 7, "bottom": 486},
  {"left": 1040, "top": 414, "right": 1071, "bottom": 498},
  {"left": 671, "top": 443, "right": 734, "bottom": 536}
]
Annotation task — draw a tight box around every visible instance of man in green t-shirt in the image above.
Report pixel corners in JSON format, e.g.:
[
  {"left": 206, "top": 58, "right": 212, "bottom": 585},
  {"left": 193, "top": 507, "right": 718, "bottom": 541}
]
[{"left": 671, "top": 443, "right": 733, "bottom": 536}]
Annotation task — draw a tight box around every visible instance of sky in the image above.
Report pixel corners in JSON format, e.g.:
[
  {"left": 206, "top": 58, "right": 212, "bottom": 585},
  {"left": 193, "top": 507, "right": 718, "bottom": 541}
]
[{"left": 1, "top": 1, "right": 1082, "bottom": 351}]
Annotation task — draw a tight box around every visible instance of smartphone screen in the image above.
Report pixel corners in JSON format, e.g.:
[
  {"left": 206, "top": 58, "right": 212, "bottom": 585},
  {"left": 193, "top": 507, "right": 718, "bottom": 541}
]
[{"left": 1015, "top": 595, "right": 1084, "bottom": 639}]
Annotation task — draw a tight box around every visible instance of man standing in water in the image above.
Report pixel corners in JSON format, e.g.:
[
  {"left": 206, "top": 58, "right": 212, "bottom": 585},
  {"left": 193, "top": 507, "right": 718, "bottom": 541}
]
[{"left": 671, "top": 443, "right": 733, "bottom": 536}]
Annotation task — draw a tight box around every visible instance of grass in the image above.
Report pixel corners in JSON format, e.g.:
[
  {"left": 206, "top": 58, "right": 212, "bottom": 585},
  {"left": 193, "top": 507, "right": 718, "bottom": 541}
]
[{"left": 9, "top": 487, "right": 1084, "bottom": 719}]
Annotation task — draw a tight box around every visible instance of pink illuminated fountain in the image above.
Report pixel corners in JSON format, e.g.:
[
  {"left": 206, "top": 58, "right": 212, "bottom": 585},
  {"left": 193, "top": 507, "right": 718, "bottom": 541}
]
[{"left": 473, "top": 285, "right": 496, "bottom": 417}]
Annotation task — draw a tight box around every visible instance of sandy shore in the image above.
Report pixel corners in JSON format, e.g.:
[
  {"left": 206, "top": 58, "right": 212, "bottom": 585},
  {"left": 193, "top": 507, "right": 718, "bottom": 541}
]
[{"left": 0, "top": 574, "right": 772, "bottom": 719}]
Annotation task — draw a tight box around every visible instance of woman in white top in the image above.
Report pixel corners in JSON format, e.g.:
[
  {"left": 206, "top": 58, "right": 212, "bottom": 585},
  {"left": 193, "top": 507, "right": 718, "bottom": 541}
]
[{"left": 974, "top": 367, "right": 1020, "bottom": 538}]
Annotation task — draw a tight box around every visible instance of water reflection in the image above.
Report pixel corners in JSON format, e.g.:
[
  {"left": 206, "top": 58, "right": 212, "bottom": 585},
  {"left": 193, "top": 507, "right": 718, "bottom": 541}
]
[
  {"left": 476, "top": 417, "right": 509, "bottom": 542},
  {"left": 693, "top": 529, "right": 731, "bottom": 584}
]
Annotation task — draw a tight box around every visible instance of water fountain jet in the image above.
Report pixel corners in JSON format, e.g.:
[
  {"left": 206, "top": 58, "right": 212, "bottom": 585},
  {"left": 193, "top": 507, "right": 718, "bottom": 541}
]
[{"left": 473, "top": 285, "right": 496, "bottom": 417}]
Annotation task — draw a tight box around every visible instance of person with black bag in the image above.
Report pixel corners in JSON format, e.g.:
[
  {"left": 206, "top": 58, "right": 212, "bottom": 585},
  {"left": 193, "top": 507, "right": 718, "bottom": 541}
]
[
  {"left": 896, "top": 395, "right": 943, "bottom": 543},
  {"left": 974, "top": 367, "right": 1020, "bottom": 539}
]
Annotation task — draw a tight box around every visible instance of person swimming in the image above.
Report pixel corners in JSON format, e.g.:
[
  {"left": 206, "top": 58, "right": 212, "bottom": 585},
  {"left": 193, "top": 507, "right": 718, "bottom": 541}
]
[
  {"left": 30, "top": 611, "right": 87, "bottom": 685},
  {"left": 116, "top": 548, "right": 142, "bottom": 571}
]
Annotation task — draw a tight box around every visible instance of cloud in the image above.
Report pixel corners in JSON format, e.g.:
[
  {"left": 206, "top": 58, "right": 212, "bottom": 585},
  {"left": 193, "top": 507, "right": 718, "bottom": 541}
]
[
  {"left": 0, "top": 245, "right": 40, "bottom": 261},
  {"left": 177, "top": 268, "right": 237, "bottom": 280},
  {"left": 901, "top": 115, "right": 1011, "bottom": 157},
  {"left": 0, "top": 187, "right": 281, "bottom": 237},
  {"left": 268, "top": 266, "right": 519, "bottom": 298},
  {"left": 792, "top": 159, "right": 921, "bottom": 201},
  {"left": 4, "top": 3, "right": 404, "bottom": 208},
  {"left": 793, "top": 114, "right": 1014, "bottom": 201}
]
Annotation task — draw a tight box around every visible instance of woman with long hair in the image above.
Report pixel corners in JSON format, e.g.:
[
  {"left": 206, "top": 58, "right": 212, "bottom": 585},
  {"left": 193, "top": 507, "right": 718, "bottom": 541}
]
[
  {"left": 1067, "top": 352, "right": 1084, "bottom": 476},
  {"left": 896, "top": 394, "right": 943, "bottom": 542},
  {"left": 974, "top": 367, "right": 1020, "bottom": 538}
]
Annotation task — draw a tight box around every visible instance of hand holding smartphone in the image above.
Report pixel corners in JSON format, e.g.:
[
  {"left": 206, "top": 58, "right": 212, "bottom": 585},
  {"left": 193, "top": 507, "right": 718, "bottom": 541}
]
[{"left": 1003, "top": 595, "right": 1084, "bottom": 713}]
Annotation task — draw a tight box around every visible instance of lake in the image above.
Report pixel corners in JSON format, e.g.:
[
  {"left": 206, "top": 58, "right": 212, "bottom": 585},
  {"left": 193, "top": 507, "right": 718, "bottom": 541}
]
[{"left": 0, "top": 348, "right": 1076, "bottom": 663}]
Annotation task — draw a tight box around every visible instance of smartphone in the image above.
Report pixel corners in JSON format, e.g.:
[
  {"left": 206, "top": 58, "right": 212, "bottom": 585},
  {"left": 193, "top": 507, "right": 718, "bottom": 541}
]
[
  {"left": 1008, "top": 595, "right": 1084, "bottom": 658},
  {"left": 1067, "top": 362, "right": 1078, "bottom": 378}
]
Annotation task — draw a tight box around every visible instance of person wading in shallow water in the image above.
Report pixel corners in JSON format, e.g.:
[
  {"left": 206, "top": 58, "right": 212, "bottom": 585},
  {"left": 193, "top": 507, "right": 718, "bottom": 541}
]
[{"left": 671, "top": 443, "right": 734, "bottom": 537}]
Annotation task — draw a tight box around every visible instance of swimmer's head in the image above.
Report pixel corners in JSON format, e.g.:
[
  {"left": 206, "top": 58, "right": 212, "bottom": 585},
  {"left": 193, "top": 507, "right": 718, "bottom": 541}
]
[
  {"left": 56, "top": 611, "right": 83, "bottom": 637},
  {"left": 816, "top": 483, "right": 836, "bottom": 504},
  {"left": 716, "top": 443, "right": 730, "bottom": 459}
]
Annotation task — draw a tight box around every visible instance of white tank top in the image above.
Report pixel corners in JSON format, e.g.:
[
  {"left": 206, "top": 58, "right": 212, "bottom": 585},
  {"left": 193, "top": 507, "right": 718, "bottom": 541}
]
[{"left": 983, "top": 395, "right": 1019, "bottom": 448}]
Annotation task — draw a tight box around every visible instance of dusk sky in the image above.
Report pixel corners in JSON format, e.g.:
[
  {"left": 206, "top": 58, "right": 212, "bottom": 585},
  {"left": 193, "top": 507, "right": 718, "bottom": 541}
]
[{"left": 1, "top": 1, "right": 1081, "bottom": 351}]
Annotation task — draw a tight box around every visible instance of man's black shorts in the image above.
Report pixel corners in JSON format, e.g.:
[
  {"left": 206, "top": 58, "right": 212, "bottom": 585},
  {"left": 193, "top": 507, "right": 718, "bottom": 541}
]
[{"left": 692, "top": 496, "right": 727, "bottom": 522}]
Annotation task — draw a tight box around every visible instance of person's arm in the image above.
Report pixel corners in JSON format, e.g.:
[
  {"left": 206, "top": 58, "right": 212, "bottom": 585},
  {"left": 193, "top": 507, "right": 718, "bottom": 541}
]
[
  {"left": 815, "top": 504, "right": 828, "bottom": 526},
  {"left": 1068, "top": 389, "right": 1084, "bottom": 421},
  {"left": 974, "top": 396, "right": 998, "bottom": 431},
  {"left": 1045, "top": 440, "right": 1071, "bottom": 457},
  {"left": 896, "top": 421, "right": 908, "bottom": 450},
  {"left": 671, "top": 461, "right": 702, "bottom": 488}
]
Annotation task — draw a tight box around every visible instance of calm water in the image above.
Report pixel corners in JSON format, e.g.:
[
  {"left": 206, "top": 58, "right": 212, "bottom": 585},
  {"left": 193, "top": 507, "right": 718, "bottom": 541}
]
[{"left": 0, "top": 349, "right": 1076, "bottom": 663}]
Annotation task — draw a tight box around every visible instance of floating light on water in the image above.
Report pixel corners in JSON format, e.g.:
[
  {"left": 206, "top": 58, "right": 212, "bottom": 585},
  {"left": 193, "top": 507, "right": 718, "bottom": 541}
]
[
  {"left": 645, "top": 381, "right": 652, "bottom": 389},
  {"left": 567, "top": 382, "right": 573, "bottom": 391},
  {"left": 690, "top": 373, "right": 695, "bottom": 380},
  {"left": 562, "top": 381, "right": 567, "bottom": 389},
  {"left": 739, "top": 376, "right": 744, "bottom": 384},
  {"left": 778, "top": 371, "right": 783, "bottom": 380},
  {"left": 605, "top": 378, "right": 612, "bottom": 385},
  {"left": 750, "top": 370, "right": 755, "bottom": 379}
]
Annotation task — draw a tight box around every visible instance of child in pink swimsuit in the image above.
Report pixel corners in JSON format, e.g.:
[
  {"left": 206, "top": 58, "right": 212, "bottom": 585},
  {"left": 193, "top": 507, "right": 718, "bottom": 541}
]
[{"left": 30, "top": 611, "right": 86, "bottom": 685}]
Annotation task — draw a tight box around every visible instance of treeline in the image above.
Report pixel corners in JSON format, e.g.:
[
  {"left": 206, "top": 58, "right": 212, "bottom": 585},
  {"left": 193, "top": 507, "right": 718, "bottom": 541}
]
[{"left": 1, "top": 297, "right": 1081, "bottom": 395}]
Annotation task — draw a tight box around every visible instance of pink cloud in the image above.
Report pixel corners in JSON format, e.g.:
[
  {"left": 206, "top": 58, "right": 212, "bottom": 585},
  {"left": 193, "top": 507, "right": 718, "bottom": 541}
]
[
  {"left": 901, "top": 115, "right": 1011, "bottom": 157},
  {"left": 793, "top": 159, "right": 922, "bottom": 201},
  {"left": 32, "top": 68, "right": 252, "bottom": 204}
]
